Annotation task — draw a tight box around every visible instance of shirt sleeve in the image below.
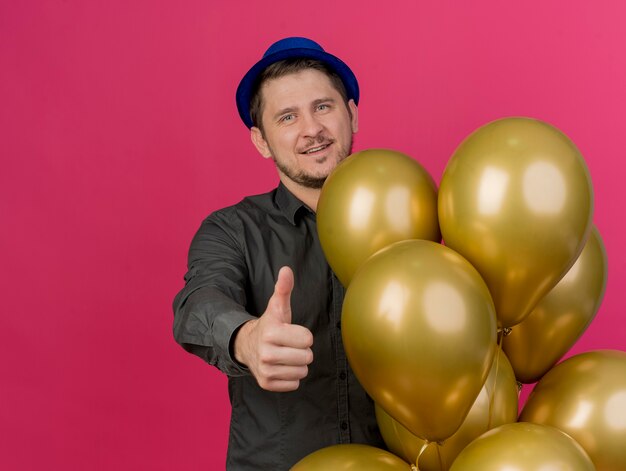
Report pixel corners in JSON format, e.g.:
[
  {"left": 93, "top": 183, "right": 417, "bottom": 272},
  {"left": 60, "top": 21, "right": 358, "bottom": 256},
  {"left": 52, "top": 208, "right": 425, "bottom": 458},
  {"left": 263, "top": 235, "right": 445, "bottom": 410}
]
[{"left": 172, "top": 211, "right": 254, "bottom": 376}]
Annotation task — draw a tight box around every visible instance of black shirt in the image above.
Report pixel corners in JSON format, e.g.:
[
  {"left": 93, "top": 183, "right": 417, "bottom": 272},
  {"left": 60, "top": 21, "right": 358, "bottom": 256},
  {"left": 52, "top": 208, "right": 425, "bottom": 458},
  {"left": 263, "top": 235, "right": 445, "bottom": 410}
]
[{"left": 173, "top": 183, "right": 384, "bottom": 470}]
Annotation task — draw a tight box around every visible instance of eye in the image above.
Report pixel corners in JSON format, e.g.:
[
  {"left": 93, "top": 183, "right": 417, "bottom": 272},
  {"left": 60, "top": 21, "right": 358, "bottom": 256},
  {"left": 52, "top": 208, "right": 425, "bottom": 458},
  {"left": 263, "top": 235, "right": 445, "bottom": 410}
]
[
  {"left": 317, "top": 103, "right": 330, "bottom": 111},
  {"left": 280, "top": 113, "right": 295, "bottom": 123}
]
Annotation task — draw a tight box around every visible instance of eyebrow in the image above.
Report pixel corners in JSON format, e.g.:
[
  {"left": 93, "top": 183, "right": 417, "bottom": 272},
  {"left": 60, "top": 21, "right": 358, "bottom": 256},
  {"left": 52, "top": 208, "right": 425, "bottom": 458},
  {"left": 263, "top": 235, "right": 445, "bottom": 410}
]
[
  {"left": 272, "top": 97, "right": 337, "bottom": 121},
  {"left": 312, "top": 97, "right": 336, "bottom": 107},
  {"left": 273, "top": 106, "right": 297, "bottom": 121}
]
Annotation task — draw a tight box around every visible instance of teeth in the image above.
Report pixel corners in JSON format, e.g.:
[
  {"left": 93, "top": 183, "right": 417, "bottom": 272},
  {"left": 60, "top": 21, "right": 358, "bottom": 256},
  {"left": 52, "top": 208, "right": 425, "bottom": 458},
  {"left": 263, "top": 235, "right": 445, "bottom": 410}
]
[{"left": 305, "top": 144, "right": 328, "bottom": 154}]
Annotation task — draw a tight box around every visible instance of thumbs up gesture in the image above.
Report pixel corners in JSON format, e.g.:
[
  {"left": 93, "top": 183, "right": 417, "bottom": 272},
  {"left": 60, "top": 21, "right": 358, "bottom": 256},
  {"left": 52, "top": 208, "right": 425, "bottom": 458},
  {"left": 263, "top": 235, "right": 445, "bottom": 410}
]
[{"left": 233, "top": 266, "right": 314, "bottom": 392}]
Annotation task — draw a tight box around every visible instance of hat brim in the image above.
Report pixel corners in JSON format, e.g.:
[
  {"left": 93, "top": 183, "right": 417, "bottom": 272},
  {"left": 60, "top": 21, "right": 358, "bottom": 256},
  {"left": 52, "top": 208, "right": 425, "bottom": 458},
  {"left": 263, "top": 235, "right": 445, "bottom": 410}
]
[{"left": 236, "top": 47, "right": 359, "bottom": 128}]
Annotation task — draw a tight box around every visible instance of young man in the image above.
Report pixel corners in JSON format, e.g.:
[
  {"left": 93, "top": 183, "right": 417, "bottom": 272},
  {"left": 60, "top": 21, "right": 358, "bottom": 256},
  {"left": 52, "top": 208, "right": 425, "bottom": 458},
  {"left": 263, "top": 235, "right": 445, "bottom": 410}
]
[{"left": 173, "top": 37, "right": 384, "bottom": 470}]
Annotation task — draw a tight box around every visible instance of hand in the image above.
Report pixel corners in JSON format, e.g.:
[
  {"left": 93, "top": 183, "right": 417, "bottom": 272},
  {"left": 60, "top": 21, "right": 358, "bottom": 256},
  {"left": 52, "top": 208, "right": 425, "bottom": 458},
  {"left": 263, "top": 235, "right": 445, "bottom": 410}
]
[{"left": 233, "top": 266, "right": 314, "bottom": 392}]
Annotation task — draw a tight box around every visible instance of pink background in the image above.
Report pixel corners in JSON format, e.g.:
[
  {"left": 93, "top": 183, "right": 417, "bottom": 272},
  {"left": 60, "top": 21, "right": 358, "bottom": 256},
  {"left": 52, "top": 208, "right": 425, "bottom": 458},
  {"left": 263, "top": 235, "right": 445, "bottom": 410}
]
[{"left": 1, "top": 1, "right": 625, "bottom": 469}]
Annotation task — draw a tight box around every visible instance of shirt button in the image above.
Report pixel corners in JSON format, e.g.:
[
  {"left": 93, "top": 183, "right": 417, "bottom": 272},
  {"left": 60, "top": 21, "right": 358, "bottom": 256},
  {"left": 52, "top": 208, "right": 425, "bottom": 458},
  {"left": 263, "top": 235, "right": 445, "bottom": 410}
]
[
  {"left": 340, "top": 421, "right": 348, "bottom": 430},
  {"left": 339, "top": 371, "right": 347, "bottom": 380}
]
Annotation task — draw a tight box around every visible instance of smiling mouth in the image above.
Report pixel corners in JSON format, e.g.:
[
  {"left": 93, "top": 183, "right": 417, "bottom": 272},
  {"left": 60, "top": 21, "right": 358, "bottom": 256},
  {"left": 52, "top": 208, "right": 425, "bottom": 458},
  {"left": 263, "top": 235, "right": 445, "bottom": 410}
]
[{"left": 302, "top": 143, "right": 331, "bottom": 154}]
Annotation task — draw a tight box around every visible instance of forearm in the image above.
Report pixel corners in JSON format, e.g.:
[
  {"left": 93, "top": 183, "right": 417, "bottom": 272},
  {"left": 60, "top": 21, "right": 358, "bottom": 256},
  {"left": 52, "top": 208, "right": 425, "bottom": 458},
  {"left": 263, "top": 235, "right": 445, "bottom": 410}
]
[{"left": 173, "top": 284, "right": 255, "bottom": 376}]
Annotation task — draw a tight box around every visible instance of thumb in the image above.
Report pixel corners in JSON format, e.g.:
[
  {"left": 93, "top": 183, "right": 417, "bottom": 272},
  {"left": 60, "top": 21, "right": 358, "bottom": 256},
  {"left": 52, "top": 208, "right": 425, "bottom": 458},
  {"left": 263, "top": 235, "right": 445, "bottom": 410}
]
[{"left": 266, "top": 266, "right": 294, "bottom": 324}]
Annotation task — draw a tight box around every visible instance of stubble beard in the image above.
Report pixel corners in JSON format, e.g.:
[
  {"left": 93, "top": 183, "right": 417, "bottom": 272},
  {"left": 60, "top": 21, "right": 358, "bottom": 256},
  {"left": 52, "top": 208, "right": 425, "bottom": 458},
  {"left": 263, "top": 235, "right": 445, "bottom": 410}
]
[{"left": 271, "top": 137, "right": 354, "bottom": 190}]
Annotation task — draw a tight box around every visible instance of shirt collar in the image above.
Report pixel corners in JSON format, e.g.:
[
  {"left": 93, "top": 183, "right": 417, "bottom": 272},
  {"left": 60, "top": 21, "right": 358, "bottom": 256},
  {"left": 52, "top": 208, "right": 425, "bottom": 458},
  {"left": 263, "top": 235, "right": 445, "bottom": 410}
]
[{"left": 275, "top": 182, "right": 312, "bottom": 225}]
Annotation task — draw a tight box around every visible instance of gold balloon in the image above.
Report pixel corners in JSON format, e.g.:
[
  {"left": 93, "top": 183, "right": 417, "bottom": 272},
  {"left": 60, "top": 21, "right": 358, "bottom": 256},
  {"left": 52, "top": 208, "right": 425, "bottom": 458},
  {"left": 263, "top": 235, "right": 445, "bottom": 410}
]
[
  {"left": 317, "top": 148, "right": 440, "bottom": 287},
  {"left": 439, "top": 117, "right": 593, "bottom": 328},
  {"left": 342, "top": 240, "right": 497, "bottom": 442},
  {"left": 449, "top": 422, "right": 595, "bottom": 470},
  {"left": 376, "top": 348, "right": 518, "bottom": 470},
  {"left": 503, "top": 226, "right": 608, "bottom": 383},
  {"left": 520, "top": 350, "right": 626, "bottom": 471},
  {"left": 290, "top": 444, "right": 410, "bottom": 470}
]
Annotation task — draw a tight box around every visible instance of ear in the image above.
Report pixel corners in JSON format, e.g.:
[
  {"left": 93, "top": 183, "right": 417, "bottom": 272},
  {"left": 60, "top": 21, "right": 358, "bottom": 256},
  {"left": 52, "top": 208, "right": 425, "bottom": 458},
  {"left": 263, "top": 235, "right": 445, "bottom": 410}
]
[
  {"left": 250, "top": 127, "right": 272, "bottom": 159},
  {"left": 348, "top": 99, "right": 359, "bottom": 133}
]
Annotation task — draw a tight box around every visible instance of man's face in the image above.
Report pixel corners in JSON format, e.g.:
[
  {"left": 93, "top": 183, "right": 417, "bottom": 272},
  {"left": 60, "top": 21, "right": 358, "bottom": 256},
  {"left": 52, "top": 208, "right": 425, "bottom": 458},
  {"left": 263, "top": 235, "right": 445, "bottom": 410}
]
[{"left": 251, "top": 68, "right": 358, "bottom": 190}]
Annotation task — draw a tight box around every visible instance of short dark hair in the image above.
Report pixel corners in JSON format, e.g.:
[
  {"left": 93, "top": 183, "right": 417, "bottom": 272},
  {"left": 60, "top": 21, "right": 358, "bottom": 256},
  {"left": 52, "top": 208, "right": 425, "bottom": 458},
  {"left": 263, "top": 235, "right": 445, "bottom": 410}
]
[{"left": 249, "top": 58, "right": 350, "bottom": 131}]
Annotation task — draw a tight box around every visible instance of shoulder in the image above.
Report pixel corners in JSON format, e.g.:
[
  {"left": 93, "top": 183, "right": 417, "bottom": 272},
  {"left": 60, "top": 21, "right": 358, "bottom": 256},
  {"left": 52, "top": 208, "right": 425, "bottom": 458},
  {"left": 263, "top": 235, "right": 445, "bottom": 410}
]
[
  {"left": 199, "top": 188, "right": 279, "bottom": 235},
  {"left": 209, "top": 188, "right": 277, "bottom": 221}
]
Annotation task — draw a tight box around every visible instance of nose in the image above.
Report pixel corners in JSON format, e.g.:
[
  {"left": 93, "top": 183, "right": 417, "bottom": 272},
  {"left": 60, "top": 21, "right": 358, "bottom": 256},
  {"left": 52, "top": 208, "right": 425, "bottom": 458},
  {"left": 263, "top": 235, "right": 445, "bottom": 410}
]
[{"left": 300, "top": 111, "right": 324, "bottom": 138}]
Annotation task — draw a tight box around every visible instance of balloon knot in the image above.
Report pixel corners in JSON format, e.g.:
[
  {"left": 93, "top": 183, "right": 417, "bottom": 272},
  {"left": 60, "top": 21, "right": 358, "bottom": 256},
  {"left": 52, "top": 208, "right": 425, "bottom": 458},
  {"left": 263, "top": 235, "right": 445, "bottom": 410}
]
[{"left": 500, "top": 327, "right": 512, "bottom": 336}]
